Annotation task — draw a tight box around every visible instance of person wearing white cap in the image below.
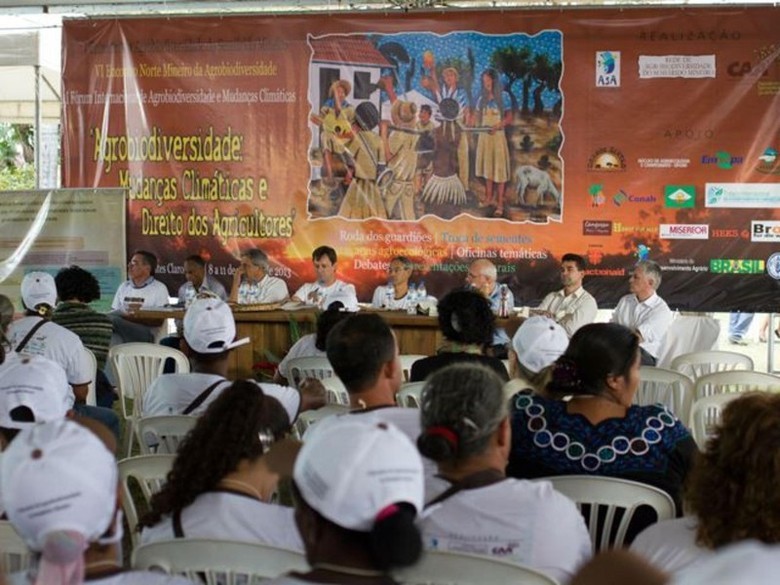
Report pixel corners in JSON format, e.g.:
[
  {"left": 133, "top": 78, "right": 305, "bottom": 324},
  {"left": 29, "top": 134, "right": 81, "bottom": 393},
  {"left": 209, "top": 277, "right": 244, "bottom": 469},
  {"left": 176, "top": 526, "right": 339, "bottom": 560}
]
[
  {"left": 533, "top": 253, "right": 598, "bottom": 337},
  {"left": 142, "top": 297, "right": 323, "bottom": 419},
  {"left": 7, "top": 272, "right": 120, "bottom": 440},
  {"left": 291, "top": 246, "right": 358, "bottom": 311},
  {"left": 417, "top": 364, "right": 591, "bottom": 583},
  {"left": 504, "top": 315, "right": 569, "bottom": 400},
  {"left": 109, "top": 250, "right": 171, "bottom": 345},
  {"left": 264, "top": 420, "right": 424, "bottom": 585},
  {"left": 630, "top": 392, "right": 780, "bottom": 574},
  {"left": 1, "top": 419, "right": 194, "bottom": 585},
  {"left": 139, "top": 380, "right": 302, "bottom": 550}
]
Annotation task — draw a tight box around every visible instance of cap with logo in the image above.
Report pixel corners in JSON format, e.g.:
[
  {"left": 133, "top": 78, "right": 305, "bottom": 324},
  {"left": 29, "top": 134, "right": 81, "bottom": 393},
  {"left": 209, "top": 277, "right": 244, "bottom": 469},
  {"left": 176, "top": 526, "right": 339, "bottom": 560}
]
[
  {"left": 21, "top": 271, "right": 57, "bottom": 310},
  {"left": 512, "top": 315, "right": 569, "bottom": 374},
  {"left": 0, "top": 354, "right": 73, "bottom": 429},
  {"left": 183, "top": 297, "right": 249, "bottom": 354}
]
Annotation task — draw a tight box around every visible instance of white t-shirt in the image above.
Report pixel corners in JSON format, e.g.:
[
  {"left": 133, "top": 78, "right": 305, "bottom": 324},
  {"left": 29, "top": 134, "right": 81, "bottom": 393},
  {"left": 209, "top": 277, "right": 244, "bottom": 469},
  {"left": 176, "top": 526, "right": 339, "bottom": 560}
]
[
  {"left": 8, "top": 570, "right": 195, "bottom": 585},
  {"left": 111, "top": 279, "right": 171, "bottom": 311},
  {"left": 420, "top": 478, "right": 591, "bottom": 583},
  {"left": 141, "top": 490, "right": 304, "bottom": 553},
  {"left": 277, "top": 334, "right": 324, "bottom": 381},
  {"left": 142, "top": 373, "right": 300, "bottom": 422},
  {"left": 293, "top": 280, "right": 358, "bottom": 311},
  {"left": 7, "top": 317, "right": 92, "bottom": 386},
  {"left": 630, "top": 516, "right": 708, "bottom": 574},
  {"left": 237, "top": 275, "right": 289, "bottom": 305},
  {"left": 371, "top": 285, "right": 411, "bottom": 310}
]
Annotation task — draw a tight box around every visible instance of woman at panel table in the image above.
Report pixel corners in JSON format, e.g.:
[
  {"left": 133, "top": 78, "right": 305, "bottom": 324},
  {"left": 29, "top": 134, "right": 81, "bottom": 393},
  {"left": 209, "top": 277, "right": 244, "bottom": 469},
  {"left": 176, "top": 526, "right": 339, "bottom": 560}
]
[
  {"left": 507, "top": 323, "right": 696, "bottom": 542},
  {"left": 139, "top": 380, "right": 303, "bottom": 551}
]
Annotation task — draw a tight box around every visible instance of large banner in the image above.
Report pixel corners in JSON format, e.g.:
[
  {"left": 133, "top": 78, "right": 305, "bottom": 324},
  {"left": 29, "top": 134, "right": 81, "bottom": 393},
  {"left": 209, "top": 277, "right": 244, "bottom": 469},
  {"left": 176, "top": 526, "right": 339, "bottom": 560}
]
[{"left": 62, "top": 8, "right": 780, "bottom": 311}]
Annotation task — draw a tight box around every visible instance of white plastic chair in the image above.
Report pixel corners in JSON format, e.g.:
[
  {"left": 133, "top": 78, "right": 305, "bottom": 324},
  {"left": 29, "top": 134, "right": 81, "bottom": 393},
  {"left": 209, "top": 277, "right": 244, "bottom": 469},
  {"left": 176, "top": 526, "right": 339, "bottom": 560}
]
[
  {"left": 394, "top": 549, "right": 559, "bottom": 585},
  {"left": 399, "top": 354, "right": 427, "bottom": 382},
  {"left": 688, "top": 392, "right": 743, "bottom": 449},
  {"left": 397, "top": 381, "right": 425, "bottom": 408},
  {"left": 692, "top": 370, "right": 780, "bottom": 401},
  {"left": 287, "top": 355, "right": 338, "bottom": 390},
  {"left": 294, "top": 404, "right": 350, "bottom": 439},
  {"left": 118, "top": 454, "right": 175, "bottom": 547},
  {"left": 83, "top": 347, "right": 98, "bottom": 406},
  {"left": 540, "top": 475, "right": 675, "bottom": 552},
  {"left": 320, "top": 375, "right": 349, "bottom": 405},
  {"left": 108, "top": 342, "right": 190, "bottom": 456},
  {"left": 0, "top": 520, "right": 33, "bottom": 574},
  {"left": 635, "top": 366, "right": 694, "bottom": 425},
  {"left": 137, "top": 415, "right": 197, "bottom": 455},
  {"left": 132, "top": 538, "right": 308, "bottom": 583},
  {"left": 656, "top": 315, "right": 720, "bottom": 369},
  {"left": 671, "top": 350, "right": 753, "bottom": 382}
]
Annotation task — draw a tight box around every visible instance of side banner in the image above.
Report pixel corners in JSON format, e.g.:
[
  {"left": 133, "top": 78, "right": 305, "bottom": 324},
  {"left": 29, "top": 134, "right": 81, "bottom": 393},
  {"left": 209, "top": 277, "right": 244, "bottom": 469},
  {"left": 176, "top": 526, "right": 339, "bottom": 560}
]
[
  {"left": 61, "top": 8, "right": 780, "bottom": 311},
  {"left": 0, "top": 189, "right": 126, "bottom": 312}
]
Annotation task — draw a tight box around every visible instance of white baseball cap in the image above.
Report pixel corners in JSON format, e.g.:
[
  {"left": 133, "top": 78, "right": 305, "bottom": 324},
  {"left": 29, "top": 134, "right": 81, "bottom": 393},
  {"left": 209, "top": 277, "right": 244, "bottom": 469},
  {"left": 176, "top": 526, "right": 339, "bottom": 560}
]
[
  {"left": 1, "top": 419, "right": 118, "bottom": 551},
  {"left": 183, "top": 297, "right": 249, "bottom": 354},
  {"left": 21, "top": 271, "right": 57, "bottom": 310},
  {"left": 512, "top": 315, "right": 569, "bottom": 374},
  {"left": 294, "top": 420, "right": 424, "bottom": 531},
  {"left": 0, "top": 354, "right": 73, "bottom": 429}
]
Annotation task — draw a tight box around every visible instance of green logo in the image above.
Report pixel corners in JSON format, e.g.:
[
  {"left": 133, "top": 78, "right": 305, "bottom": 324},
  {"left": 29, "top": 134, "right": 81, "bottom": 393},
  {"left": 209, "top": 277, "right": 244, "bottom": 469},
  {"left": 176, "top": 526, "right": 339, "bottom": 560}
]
[
  {"left": 710, "top": 259, "right": 765, "bottom": 274},
  {"left": 664, "top": 185, "right": 695, "bottom": 208}
]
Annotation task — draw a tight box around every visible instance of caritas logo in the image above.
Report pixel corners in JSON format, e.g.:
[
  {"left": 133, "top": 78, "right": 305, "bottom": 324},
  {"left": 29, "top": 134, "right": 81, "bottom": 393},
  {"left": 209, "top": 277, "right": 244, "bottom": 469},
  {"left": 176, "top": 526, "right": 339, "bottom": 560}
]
[{"left": 659, "top": 224, "right": 709, "bottom": 239}]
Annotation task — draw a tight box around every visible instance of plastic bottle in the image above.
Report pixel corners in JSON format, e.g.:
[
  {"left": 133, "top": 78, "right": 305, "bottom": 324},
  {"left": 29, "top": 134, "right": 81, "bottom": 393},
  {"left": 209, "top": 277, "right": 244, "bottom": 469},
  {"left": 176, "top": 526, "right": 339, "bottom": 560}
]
[
  {"left": 385, "top": 281, "right": 395, "bottom": 309},
  {"left": 417, "top": 280, "right": 427, "bottom": 302},
  {"left": 498, "top": 284, "right": 510, "bottom": 318},
  {"left": 406, "top": 283, "right": 418, "bottom": 314}
]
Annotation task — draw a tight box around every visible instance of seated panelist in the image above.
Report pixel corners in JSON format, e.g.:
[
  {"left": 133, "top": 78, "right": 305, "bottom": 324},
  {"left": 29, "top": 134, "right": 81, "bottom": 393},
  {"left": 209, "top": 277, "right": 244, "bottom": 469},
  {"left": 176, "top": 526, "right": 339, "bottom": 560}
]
[{"left": 291, "top": 246, "right": 358, "bottom": 311}]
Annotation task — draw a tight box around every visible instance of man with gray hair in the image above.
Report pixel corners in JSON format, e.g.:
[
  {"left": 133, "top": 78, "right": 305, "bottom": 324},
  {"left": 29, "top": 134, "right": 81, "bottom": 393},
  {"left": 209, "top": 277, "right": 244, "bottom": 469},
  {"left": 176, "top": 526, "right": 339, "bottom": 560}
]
[
  {"left": 611, "top": 260, "right": 672, "bottom": 365},
  {"left": 229, "top": 248, "right": 288, "bottom": 305},
  {"left": 465, "top": 258, "right": 515, "bottom": 358}
]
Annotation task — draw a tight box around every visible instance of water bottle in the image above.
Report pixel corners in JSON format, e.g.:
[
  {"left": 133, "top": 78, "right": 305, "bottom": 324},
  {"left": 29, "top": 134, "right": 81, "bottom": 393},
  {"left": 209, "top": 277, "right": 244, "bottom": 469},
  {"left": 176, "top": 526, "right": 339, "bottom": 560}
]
[
  {"left": 417, "top": 280, "right": 427, "bottom": 302},
  {"left": 406, "top": 283, "right": 418, "bottom": 314},
  {"left": 498, "top": 284, "right": 510, "bottom": 318},
  {"left": 385, "top": 281, "right": 395, "bottom": 309}
]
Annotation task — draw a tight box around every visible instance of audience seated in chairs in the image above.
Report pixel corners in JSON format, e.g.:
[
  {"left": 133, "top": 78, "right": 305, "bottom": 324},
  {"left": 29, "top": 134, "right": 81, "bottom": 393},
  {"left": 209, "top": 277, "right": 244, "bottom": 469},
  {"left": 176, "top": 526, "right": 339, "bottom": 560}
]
[
  {"left": 417, "top": 363, "right": 591, "bottom": 583},
  {"left": 263, "top": 419, "right": 424, "bottom": 585},
  {"left": 507, "top": 323, "right": 697, "bottom": 521},
  {"left": 1, "top": 418, "right": 195, "bottom": 585},
  {"left": 410, "top": 288, "right": 509, "bottom": 383},
  {"left": 139, "top": 380, "right": 302, "bottom": 551},
  {"left": 630, "top": 391, "right": 780, "bottom": 573},
  {"left": 504, "top": 315, "right": 569, "bottom": 400}
]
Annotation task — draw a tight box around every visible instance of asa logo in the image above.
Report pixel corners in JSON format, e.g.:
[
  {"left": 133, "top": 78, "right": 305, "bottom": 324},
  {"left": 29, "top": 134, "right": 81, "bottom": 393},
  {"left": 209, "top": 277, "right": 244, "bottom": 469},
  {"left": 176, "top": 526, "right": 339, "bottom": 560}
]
[{"left": 596, "top": 51, "right": 621, "bottom": 87}]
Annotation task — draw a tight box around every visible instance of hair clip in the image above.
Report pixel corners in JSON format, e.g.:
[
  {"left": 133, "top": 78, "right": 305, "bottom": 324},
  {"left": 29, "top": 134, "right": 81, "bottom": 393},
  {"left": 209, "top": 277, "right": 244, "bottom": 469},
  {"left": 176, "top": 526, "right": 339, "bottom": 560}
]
[
  {"left": 257, "top": 429, "right": 275, "bottom": 452},
  {"left": 426, "top": 425, "right": 459, "bottom": 448}
]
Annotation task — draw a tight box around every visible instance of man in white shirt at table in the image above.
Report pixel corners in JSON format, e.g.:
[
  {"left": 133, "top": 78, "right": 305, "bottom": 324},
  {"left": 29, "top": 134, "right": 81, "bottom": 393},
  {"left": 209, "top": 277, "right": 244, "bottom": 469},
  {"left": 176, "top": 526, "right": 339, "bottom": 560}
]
[
  {"left": 611, "top": 260, "right": 673, "bottom": 366},
  {"left": 109, "top": 250, "right": 171, "bottom": 344},
  {"left": 533, "top": 253, "right": 598, "bottom": 337},
  {"left": 291, "top": 246, "right": 358, "bottom": 311},
  {"left": 229, "top": 248, "right": 288, "bottom": 305}
]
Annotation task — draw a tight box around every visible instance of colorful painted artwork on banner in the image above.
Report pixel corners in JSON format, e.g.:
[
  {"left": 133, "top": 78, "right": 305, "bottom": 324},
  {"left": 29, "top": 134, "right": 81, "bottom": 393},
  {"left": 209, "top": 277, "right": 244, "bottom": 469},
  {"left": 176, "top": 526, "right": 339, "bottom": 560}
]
[{"left": 61, "top": 8, "right": 780, "bottom": 311}]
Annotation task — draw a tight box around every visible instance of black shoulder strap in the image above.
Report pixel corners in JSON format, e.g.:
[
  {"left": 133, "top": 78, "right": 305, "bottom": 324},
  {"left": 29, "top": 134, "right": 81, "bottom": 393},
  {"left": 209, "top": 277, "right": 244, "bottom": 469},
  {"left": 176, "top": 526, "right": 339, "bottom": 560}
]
[
  {"left": 172, "top": 508, "right": 185, "bottom": 538},
  {"left": 14, "top": 318, "right": 47, "bottom": 353},
  {"left": 425, "top": 468, "right": 506, "bottom": 508},
  {"left": 182, "top": 380, "right": 224, "bottom": 415}
]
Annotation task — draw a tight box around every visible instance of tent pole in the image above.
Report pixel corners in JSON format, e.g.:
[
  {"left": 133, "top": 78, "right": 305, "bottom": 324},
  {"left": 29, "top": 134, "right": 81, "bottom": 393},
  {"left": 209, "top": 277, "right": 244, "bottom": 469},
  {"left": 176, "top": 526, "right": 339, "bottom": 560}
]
[{"left": 34, "top": 64, "right": 42, "bottom": 189}]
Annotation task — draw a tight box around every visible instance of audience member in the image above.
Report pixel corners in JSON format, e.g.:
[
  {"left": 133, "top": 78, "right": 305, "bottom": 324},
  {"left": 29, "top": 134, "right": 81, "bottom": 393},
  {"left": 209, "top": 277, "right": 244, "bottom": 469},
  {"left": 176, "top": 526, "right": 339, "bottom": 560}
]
[
  {"left": 0, "top": 293, "right": 14, "bottom": 364},
  {"left": 264, "top": 420, "right": 424, "bottom": 584},
  {"left": 504, "top": 315, "right": 568, "bottom": 400},
  {"left": 417, "top": 364, "right": 591, "bottom": 582},
  {"left": 52, "top": 265, "right": 115, "bottom": 408},
  {"left": 533, "top": 253, "right": 598, "bottom": 337},
  {"left": 465, "top": 258, "right": 514, "bottom": 357},
  {"left": 631, "top": 392, "right": 780, "bottom": 573},
  {"left": 142, "top": 297, "right": 318, "bottom": 419},
  {"left": 273, "top": 306, "right": 349, "bottom": 385},
  {"left": 410, "top": 288, "right": 508, "bottom": 383},
  {"left": 727, "top": 311, "right": 753, "bottom": 345},
  {"left": 1, "top": 419, "right": 194, "bottom": 585},
  {"left": 140, "top": 380, "right": 302, "bottom": 550},
  {"left": 371, "top": 256, "right": 414, "bottom": 310},
  {"left": 109, "top": 250, "right": 171, "bottom": 344},
  {"left": 291, "top": 246, "right": 358, "bottom": 311},
  {"left": 7, "top": 272, "right": 119, "bottom": 439},
  {"left": 507, "top": 323, "right": 696, "bottom": 520},
  {"left": 229, "top": 248, "right": 288, "bottom": 305},
  {"left": 611, "top": 260, "right": 673, "bottom": 366}
]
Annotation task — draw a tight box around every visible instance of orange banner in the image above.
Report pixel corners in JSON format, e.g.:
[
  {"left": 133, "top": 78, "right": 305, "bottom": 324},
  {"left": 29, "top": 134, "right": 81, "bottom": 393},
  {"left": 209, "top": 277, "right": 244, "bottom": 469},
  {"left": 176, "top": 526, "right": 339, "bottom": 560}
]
[{"left": 62, "top": 8, "right": 780, "bottom": 311}]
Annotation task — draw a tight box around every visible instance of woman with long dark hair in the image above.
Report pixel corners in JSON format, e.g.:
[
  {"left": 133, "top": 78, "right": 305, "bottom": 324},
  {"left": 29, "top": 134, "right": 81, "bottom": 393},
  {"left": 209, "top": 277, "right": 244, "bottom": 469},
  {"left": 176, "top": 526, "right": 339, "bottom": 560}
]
[{"left": 140, "top": 380, "right": 302, "bottom": 550}]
